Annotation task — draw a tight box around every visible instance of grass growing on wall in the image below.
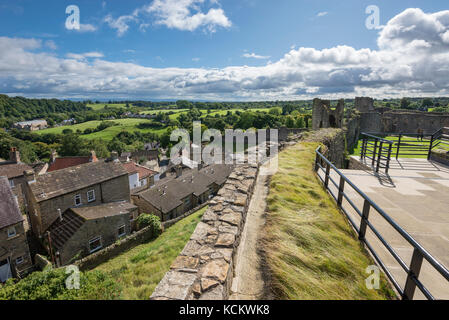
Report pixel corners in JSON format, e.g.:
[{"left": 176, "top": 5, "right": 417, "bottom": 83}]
[
  {"left": 93, "top": 206, "right": 207, "bottom": 300},
  {"left": 262, "top": 141, "right": 396, "bottom": 300}
]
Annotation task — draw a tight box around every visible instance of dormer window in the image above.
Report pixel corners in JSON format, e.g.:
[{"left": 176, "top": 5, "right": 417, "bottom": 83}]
[{"left": 9, "top": 179, "right": 14, "bottom": 188}]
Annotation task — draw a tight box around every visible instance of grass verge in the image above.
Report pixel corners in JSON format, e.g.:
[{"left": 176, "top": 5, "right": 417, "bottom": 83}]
[
  {"left": 93, "top": 206, "right": 206, "bottom": 299},
  {"left": 262, "top": 141, "right": 396, "bottom": 300}
]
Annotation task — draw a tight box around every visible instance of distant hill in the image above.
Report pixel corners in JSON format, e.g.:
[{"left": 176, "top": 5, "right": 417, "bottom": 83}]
[{"left": 0, "top": 94, "right": 88, "bottom": 127}]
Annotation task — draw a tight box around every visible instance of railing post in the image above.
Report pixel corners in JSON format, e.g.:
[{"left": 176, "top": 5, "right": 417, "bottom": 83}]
[
  {"left": 385, "top": 143, "right": 393, "bottom": 174},
  {"left": 315, "top": 151, "right": 320, "bottom": 172},
  {"left": 324, "top": 162, "right": 331, "bottom": 188},
  {"left": 403, "top": 248, "right": 424, "bottom": 300},
  {"left": 360, "top": 138, "right": 365, "bottom": 160},
  {"left": 396, "top": 134, "right": 402, "bottom": 160},
  {"left": 337, "top": 176, "right": 345, "bottom": 207},
  {"left": 372, "top": 139, "right": 378, "bottom": 167},
  {"left": 376, "top": 141, "right": 383, "bottom": 173},
  {"left": 427, "top": 134, "right": 434, "bottom": 160},
  {"left": 358, "top": 200, "right": 371, "bottom": 240}
]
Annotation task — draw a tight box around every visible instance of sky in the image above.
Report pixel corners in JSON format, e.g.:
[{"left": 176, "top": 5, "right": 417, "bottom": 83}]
[{"left": 0, "top": 0, "right": 449, "bottom": 101}]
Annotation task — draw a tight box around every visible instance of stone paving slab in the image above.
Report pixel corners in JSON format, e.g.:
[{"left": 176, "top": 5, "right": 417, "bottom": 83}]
[{"left": 320, "top": 158, "right": 449, "bottom": 299}]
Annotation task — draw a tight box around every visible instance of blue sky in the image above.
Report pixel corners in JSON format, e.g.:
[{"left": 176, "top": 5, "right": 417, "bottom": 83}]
[{"left": 1, "top": 0, "right": 449, "bottom": 100}]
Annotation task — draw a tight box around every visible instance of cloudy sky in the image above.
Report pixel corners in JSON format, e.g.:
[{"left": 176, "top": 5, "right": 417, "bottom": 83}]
[{"left": 1, "top": 0, "right": 449, "bottom": 100}]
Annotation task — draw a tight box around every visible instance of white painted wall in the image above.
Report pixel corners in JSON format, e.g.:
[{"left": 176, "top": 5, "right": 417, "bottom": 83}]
[{"left": 129, "top": 173, "right": 140, "bottom": 190}]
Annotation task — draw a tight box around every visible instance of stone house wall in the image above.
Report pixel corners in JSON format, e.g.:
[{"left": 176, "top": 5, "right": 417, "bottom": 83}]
[
  {"left": 26, "top": 174, "right": 130, "bottom": 238},
  {"left": 56, "top": 210, "right": 133, "bottom": 266},
  {"left": 0, "top": 221, "right": 32, "bottom": 276}
]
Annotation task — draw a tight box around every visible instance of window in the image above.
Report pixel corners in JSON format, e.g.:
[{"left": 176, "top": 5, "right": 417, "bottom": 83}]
[
  {"left": 140, "top": 179, "right": 147, "bottom": 186},
  {"left": 117, "top": 225, "right": 126, "bottom": 238},
  {"left": 87, "top": 190, "right": 95, "bottom": 203},
  {"left": 15, "top": 256, "right": 24, "bottom": 265},
  {"left": 74, "top": 194, "right": 82, "bottom": 206},
  {"left": 7, "top": 227, "right": 16, "bottom": 238},
  {"left": 184, "top": 197, "right": 191, "bottom": 206},
  {"left": 88, "top": 236, "right": 102, "bottom": 253},
  {"left": 9, "top": 179, "right": 14, "bottom": 188}
]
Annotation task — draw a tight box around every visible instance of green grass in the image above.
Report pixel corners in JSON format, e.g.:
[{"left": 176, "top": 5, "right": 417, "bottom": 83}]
[
  {"left": 351, "top": 135, "right": 449, "bottom": 159},
  {"left": 93, "top": 207, "right": 206, "bottom": 300},
  {"left": 262, "top": 141, "right": 396, "bottom": 300},
  {"left": 36, "top": 118, "right": 169, "bottom": 141},
  {"left": 87, "top": 103, "right": 128, "bottom": 111}
]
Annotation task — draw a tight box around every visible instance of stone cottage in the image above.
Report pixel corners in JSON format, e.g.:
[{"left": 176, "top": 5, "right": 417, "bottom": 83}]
[
  {"left": 122, "top": 161, "right": 158, "bottom": 192},
  {"left": 24, "top": 160, "right": 130, "bottom": 238},
  {"left": 0, "top": 177, "right": 32, "bottom": 282},
  {"left": 47, "top": 201, "right": 138, "bottom": 266},
  {"left": 132, "top": 164, "right": 233, "bottom": 221}
]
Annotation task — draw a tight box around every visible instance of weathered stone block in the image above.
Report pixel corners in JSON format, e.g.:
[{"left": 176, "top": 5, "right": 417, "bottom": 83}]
[
  {"left": 171, "top": 256, "right": 199, "bottom": 270},
  {"left": 215, "top": 233, "right": 235, "bottom": 248},
  {"left": 201, "top": 259, "right": 229, "bottom": 283},
  {"left": 150, "top": 271, "right": 197, "bottom": 300}
]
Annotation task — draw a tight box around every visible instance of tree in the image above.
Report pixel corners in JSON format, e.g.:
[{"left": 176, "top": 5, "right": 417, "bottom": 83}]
[
  {"left": 421, "top": 98, "right": 433, "bottom": 108},
  {"left": 286, "top": 116, "right": 295, "bottom": 128},
  {"left": 58, "top": 134, "right": 84, "bottom": 156},
  {"left": 400, "top": 98, "right": 410, "bottom": 109}
]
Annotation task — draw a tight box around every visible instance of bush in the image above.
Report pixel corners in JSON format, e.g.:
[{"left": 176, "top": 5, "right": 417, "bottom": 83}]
[
  {"left": 136, "top": 214, "right": 162, "bottom": 236},
  {"left": 0, "top": 268, "right": 122, "bottom": 300}
]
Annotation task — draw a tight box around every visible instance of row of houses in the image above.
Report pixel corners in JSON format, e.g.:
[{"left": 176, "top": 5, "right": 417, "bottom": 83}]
[
  {"left": 12, "top": 120, "right": 48, "bottom": 131},
  {"left": 0, "top": 146, "right": 233, "bottom": 280}
]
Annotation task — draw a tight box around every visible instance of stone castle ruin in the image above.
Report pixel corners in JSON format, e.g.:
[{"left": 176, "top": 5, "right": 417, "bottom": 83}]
[
  {"left": 312, "top": 98, "right": 344, "bottom": 130},
  {"left": 312, "top": 96, "right": 449, "bottom": 137}
]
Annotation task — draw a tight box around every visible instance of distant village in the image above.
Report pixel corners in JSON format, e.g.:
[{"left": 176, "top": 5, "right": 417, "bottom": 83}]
[{"left": 0, "top": 141, "right": 233, "bottom": 281}]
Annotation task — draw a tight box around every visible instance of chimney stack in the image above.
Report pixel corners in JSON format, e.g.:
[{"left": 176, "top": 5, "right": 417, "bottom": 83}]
[
  {"left": 50, "top": 149, "right": 57, "bottom": 163},
  {"left": 23, "top": 169, "right": 36, "bottom": 184},
  {"left": 89, "top": 150, "right": 98, "bottom": 162},
  {"left": 111, "top": 151, "right": 119, "bottom": 162},
  {"left": 9, "top": 147, "right": 20, "bottom": 163}
]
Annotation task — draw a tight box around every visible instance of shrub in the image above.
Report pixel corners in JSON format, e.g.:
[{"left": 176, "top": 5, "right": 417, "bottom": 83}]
[
  {"left": 136, "top": 214, "right": 162, "bottom": 236},
  {"left": 0, "top": 268, "right": 122, "bottom": 300}
]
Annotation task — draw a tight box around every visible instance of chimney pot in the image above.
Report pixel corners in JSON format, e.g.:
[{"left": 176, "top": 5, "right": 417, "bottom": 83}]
[
  {"left": 24, "top": 169, "right": 36, "bottom": 184},
  {"left": 89, "top": 150, "right": 98, "bottom": 162},
  {"left": 9, "top": 147, "right": 20, "bottom": 163}
]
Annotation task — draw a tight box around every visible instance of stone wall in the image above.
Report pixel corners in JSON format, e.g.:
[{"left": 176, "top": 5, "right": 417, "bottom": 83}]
[
  {"left": 74, "top": 222, "right": 157, "bottom": 271},
  {"left": 303, "top": 128, "right": 346, "bottom": 168},
  {"left": 359, "top": 110, "right": 449, "bottom": 134},
  {"left": 162, "top": 202, "right": 210, "bottom": 229},
  {"left": 150, "top": 163, "right": 258, "bottom": 300},
  {"left": 430, "top": 149, "right": 449, "bottom": 167}
]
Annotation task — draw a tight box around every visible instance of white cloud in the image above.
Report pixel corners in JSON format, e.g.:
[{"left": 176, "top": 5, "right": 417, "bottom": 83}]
[
  {"left": 317, "top": 11, "right": 328, "bottom": 17},
  {"left": 192, "top": 57, "right": 200, "bottom": 62},
  {"left": 45, "top": 40, "right": 57, "bottom": 50},
  {"left": 104, "top": 0, "right": 231, "bottom": 36},
  {"left": 2, "top": 8, "right": 449, "bottom": 100},
  {"left": 79, "top": 24, "right": 97, "bottom": 32},
  {"left": 243, "top": 53, "right": 270, "bottom": 59},
  {"left": 104, "top": 14, "right": 137, "bottom": 37},
  {"left": 66, "top": 52, "right": 104, "bottom": 60}
]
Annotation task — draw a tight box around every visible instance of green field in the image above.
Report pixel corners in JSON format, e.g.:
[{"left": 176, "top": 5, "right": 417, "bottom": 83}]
[
  {"left": 87, "top": 103, "right": 128, "bottom": 111},
  {"left": 93, "top": 207, "right": 206, "bottom": 300},
  {"left": 37, "top": 118, "right": 168, "bottom": 141}
]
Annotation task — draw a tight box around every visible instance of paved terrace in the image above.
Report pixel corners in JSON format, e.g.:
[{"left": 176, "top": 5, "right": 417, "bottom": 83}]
[{"left": 320, "top": 157, "right": 449, "bottom": 299}]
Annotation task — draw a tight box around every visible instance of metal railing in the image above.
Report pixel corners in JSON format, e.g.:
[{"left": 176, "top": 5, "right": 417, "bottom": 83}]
[
  {"left": 315, "top": 146, "right": 449, "bottom": 300},
  {"left": 360, "top": 133, "right": 394, "bottom": 173},
  {"left": 361, "top": 128, "right": 449, "bottom": 162}
]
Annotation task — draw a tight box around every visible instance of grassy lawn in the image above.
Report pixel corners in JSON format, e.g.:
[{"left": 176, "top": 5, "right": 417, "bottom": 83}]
[
  {"left": 262, "top": 141, "right": 396, "bottom": 300},
  {"left": 93, "top": 206, "right": 206, "bottom": 300},
  {"left": 351, "top": 135, "right": 449, "bottom": 159},
  {"left": 36, "top": 118, "right": 168, "bottom": 141}
]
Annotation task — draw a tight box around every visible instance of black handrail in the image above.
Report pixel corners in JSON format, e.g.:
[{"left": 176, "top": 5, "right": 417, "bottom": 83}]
[
  {"left": 315, "top": 146, "right": 449, "bottom": 300},
  {"left": 360, "top": 133, "right": 393, "bottom": 173}
]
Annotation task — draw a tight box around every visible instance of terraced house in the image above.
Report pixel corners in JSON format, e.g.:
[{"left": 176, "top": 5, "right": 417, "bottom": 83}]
[
  {"left": 132, "top": 164, "right": 233, "bottom": 221},
  {"left": 0, "top": 177, "right": 32, "bottom": 282},
  {"left": 24, "top": 160, "right": 131, "bottom": 239}
]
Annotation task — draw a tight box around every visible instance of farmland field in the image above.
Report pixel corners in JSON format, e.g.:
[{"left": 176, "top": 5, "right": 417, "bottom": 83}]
[
  {"left": 36, "top": 118, "right": 168, "bottom": 141},
  {"left": 87, "top": 103, "right": 128, "bottom": 111}
]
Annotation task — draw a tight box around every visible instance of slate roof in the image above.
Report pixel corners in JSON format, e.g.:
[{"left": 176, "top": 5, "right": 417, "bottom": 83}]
[
  {"left": 0, "top": 176, "right": 23, "bottom": 229},
  {"left": 29, "top": 161, "right": 128, "bottom": 202},
  {"left": 0, "top": 161, "right": 32, "bottom": 179},
  {"left": 200, "top": 164, "right": 234, "bottom": 186},
  {"left": 136, "top": 164, "right": 233, "bottom": 214},
  {"left": 48, "top": 201, "right": 136, "bottom": 250}
]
